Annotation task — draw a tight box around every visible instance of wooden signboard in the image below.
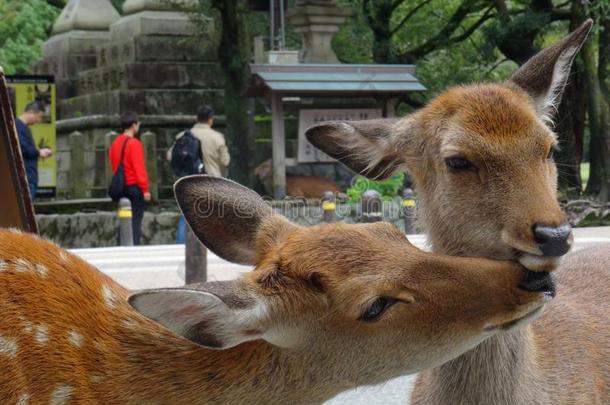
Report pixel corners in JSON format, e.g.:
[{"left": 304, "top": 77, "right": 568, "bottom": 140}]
[
  {"left": 297, "top": 109, "right": 383, "bottom": 163},
  {"left": 0, "top": 67, "right": 38, "bottom": 233}
]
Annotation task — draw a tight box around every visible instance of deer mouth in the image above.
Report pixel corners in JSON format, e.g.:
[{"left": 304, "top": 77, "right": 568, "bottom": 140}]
[{"left": 517, "top": 253, "right": 561, "bottom": 272}]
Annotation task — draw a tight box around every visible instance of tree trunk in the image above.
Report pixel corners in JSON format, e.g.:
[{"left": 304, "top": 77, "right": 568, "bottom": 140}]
[
  {"left": 554, "top": 16, "right": 587, "bottom": 195},
  {"left": 555, "top": 67, "right": 585, "bottom": 194},
  {"left": 583, "top": 29, "right": 610, "bottom": 200},
  {"left": 212, "top": 0, "right": 255, "bottom": 187}
]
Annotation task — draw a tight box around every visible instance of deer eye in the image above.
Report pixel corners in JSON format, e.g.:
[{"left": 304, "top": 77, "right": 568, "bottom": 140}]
[
  {"left": 445, "top": 156, "right": 475, "bottom": 171},
  {"left": 359, "top": 297, "right": 397, "bottom": 322}
]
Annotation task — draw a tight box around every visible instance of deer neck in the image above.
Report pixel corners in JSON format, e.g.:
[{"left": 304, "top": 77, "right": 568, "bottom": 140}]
[
  {"left": 419, "top": 327, "right": 544, "bottom": 405},
  {"left": 106, "top": 319, "right": 354, "bottom": 404},
  {"left": 420, "top": 215, "right": 543, "bottom": 404}
]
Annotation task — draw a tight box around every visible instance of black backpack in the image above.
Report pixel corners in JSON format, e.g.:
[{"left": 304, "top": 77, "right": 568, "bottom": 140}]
[
  {"left": 170, "top": 130, "right": 206, "bottom": 177},
  {"left": 108, "top": 138, "right": 130, "bottom": 202}
]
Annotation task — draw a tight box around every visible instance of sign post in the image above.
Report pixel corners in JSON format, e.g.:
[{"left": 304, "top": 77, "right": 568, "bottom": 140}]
[{"left": 0, "top": 68, "right": 38, "bottom": 232}]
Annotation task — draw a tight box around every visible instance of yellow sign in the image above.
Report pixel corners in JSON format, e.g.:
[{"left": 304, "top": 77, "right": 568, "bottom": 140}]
[
  {"left": 7, "top": 75, "right": 57, "bottom": 198},
  {"left": 402, "top": 199, "right": 416, "bottom": 207},
  {"left": 322, "top": 201, "right": 336, "bottom": 211}
]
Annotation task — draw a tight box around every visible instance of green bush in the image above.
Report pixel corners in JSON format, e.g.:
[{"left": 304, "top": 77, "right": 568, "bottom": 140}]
[{"left": 346, "top": 172, "right": 405, "bottom": 203}]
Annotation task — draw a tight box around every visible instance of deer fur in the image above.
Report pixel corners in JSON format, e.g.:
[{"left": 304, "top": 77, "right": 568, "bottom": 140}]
[
  {"left": 306, "top": 19, "right": 610, "bottom": 405},
  {"left": 0, "top": 177, "right": 548, "bottom": 404}
]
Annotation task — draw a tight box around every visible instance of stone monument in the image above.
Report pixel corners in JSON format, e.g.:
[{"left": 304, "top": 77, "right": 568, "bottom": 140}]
[
  {"left": 36, "top": 0, "right": 120, "bottom": 97},
  {"left": 286, "top": 0, "right": 352, "bottom": 63},
  {"left": 36, "top": 0, "right": 222, "bottom": 199}
]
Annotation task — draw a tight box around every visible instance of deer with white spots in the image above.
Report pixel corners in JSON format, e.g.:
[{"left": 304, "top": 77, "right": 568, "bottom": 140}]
[
  {"left": 306, "top": 20, "right": 610, "bottom": 405},
  {"left": 0, "top": 177, "right": 550, "bottom": 404}
]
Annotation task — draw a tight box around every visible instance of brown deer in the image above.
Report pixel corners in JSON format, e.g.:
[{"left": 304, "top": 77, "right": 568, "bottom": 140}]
[
  {"left": 306, "top": 20, "right": 610, "bottom": 405},
  {"left": 0, "top": 176, "right": 549, "bottom": 404}
]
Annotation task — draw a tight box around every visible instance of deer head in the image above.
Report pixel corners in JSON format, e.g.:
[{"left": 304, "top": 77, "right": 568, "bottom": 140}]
[
  {"left": 130, "top": 176, "right": 550, "bottom": 386},
  {"left": 305, "top": 20, "right": 593, "bottom": 272}
]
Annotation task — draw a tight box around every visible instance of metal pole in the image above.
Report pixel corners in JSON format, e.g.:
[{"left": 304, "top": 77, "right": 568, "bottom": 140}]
[
  {"left": 269, "top": 0, "right": 275, "bottom": 50},
  {"left": 271, "top": 92, "right": 286, "bottom": 199},
  {"left": 402, "top": 188, "right": 416, "bottom": 234},
  {"left": 361, "top": 190, "right": 382, "bottom": 223},
  {"left": 185, "top": 224, "right": 207, "bottom": 284},
  {"left": 321, "top": 191, "right": 336, "bottom": 223},
  {"left": 118, "top": 197, "right": 134, "bottom": 246},
  {"left": 279, "top": 0, "right": 285, "bottom": 50}
]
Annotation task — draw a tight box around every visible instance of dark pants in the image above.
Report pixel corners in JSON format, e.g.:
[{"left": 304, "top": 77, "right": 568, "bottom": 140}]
[
  {"left": 28, "top": 181, "right": 37, "bottom": 201},
  {"left": 124, "top": 185, "right": 145, "bottom": 245}
]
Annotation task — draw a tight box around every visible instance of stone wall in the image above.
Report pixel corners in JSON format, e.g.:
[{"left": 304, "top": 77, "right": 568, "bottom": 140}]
[
  {"left": 37, "top": 211, "right": 181, "bottom": 248},
  {"left": 36, "top": 200, "right": 418, "bottom": 248}
]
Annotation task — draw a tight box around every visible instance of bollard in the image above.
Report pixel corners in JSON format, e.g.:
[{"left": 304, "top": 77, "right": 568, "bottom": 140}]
[
  {"left": 402, "top": 188, "right": 416, "bottom": 234},
  {"left": 361, "top": 190, "right": 382, "bottom": 223},
  {"left": 321, "top": 191, "right": 336, "bottom": 223},
  {"left": 185, "top": 224, "right": 207, "bottom": 284},
  {"left": 118, "top": 198, "right": 134, "bottom": 246}
]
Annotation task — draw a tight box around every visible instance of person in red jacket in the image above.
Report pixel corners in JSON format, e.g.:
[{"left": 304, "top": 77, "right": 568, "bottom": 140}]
[{"left": 109, "top": 111, "right": 150, "bottom": 245}]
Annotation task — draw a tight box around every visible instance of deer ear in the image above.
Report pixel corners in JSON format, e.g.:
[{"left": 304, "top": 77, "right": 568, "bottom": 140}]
[
  {"left": 174, "top": 176, "right": 294, "bottom": 265},
  {"left": 129, "top": 281, "right": 269, "bottom": 350},
  {"left": 508, "top": 19, "right": 593, "bottom": 122},
  {"left": 305, "top": 119, "right": 414, "bottom": 179}
]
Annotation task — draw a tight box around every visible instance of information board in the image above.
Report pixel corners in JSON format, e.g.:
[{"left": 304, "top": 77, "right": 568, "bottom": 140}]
[
  {"left": 6, "top": 75, "right": 57, "bottom": 198},
  {"left": 297, "top": 109, "right": 382, "bottom": 163}
]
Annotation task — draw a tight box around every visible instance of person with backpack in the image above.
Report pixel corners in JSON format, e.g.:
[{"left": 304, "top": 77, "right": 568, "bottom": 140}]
[
  {"left": 109, "top": 111, "right": 150, "bottom": 245},
  {"left": 167, "top": 105, "right": 230, "bottom": 243}
]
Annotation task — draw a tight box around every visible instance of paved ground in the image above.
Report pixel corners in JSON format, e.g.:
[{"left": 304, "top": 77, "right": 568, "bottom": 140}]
[{"left": 70, "top": 227, "right": 610, "bottom": 405}]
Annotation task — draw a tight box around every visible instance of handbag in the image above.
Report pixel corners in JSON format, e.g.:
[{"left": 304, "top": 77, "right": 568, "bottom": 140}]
[{"left": 108, "top": 138, "right": 130, "bottom": 202}]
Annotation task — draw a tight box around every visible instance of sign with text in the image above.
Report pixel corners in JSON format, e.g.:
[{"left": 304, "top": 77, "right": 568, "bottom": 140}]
[
  {"left": 7, "top": 75, "right": 57, "bottom": 198},
  {"left": 0, "top": 69, "right": 38, "bottom": 232},
  {"left": 297, "top": 109, "right": 382, "bottom": 163}
]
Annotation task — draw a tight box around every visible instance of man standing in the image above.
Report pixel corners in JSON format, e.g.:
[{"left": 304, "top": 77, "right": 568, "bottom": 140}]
[
  {"left": 15, "top": 101, "right": 52, "bottom": 200},
  {"left": 189, "top": 105, "right": 230, "bottom": 177},
  {"left": 169, "top": 105, "right": 230, "bottom": 242},
  {"left": 109, "top": 111, "right": 150, "bottom": 245}
]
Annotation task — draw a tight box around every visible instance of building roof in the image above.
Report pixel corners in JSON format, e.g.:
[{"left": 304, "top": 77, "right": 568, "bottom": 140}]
[{"left": 247, "top": 64, "right": 426, "bottom": 97}]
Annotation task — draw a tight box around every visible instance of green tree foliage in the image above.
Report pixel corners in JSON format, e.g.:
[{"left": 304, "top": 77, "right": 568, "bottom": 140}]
[
  {"left": 0, "top": 0, "right": 59, "bottom": 74},
  {"left": 347, "top": 173, "right": 405, "bottom": 203}
]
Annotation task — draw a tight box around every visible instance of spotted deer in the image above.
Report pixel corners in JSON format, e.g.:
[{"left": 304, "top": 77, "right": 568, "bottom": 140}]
[
  {"left": 0, "top": 176, "right": 550, "bottom": 404},
  {"left": 307, "top": 20, "right": 610, "bottom": 404}
]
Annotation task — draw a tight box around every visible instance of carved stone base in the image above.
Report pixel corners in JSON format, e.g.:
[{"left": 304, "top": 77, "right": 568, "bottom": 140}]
[{"left": 286, "top": 3, "right": 352, "bottom": 63}]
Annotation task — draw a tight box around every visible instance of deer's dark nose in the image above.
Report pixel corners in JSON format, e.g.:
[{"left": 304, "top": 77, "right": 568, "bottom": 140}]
[
  {"left": 519, "top": 271, "right": 556, "bottom": 298},
  {"left": 533, "top": 223, "right": 572, "bottom": 257}
]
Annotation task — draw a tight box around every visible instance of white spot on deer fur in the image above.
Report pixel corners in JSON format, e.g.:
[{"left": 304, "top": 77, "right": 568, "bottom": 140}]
[
  {"left": 50, "top": 384, "right": 73, "bottom": 405},
  {"left": 0, "top": 336, "right": 18, "bottom": 358},
  {"left": 0, "top": 259, "right": 7, "bottom": 271},
  {"left": 122, "top": 318, "right": 138, "bottom": 329},
  {"left": 16, "top": 393, "right": 30, "bottom": 405},
  {"left": 23, "top": 321, "right": 33, "bottom": 334},
  {"left": 102, "top": 285, "right": 118, "bottom": 308},
  {"left": 68, "top": 330, "right": 83, "bottom": 347},
  {"left": 17, "top": 393, "right": 30, "bottom": 405},
  {"left": 35, "top": 324, "right": 49, "bottom": 345},
  {"left": 14, "top": 258, "right": 31, "bottom": 273},
  {"left": 34, "top": 263, "right": 48, "bottom": 277},
  {"left": 58, "top": 250, "right": 70, "bottom": 265},
  {"left": 8, "top": 227, "right": 23, "bottom": 234},
  {"left": 90, "top": 374, "right": 104, "bottom": 384}
]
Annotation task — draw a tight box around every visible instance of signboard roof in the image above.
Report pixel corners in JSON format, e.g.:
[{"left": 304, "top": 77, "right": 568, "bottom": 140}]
[{"left": 247, "top": 64, "right": 426, "bottom": 97}]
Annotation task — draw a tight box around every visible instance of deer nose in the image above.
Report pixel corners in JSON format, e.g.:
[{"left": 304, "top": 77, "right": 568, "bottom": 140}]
[
  {"left": 532, "top": 223, "right": 572, "bottom": 257},
  {"left": 519, "top": 271, "right": 556, "bottom": 298}
]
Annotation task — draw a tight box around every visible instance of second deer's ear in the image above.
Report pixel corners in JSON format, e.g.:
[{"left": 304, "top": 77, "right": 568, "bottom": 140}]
[
  {"left": 508, "top": 19, "right": 593, "bottom": 122},
  {"left": 174, "top": 176, "right": 294, "bottom": 265},
  {"left": 129, "top": 281, "right": 267, "bottom": 350},
  {"left": 305, "top": 119, "right": 414, "bottom": 179}
]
